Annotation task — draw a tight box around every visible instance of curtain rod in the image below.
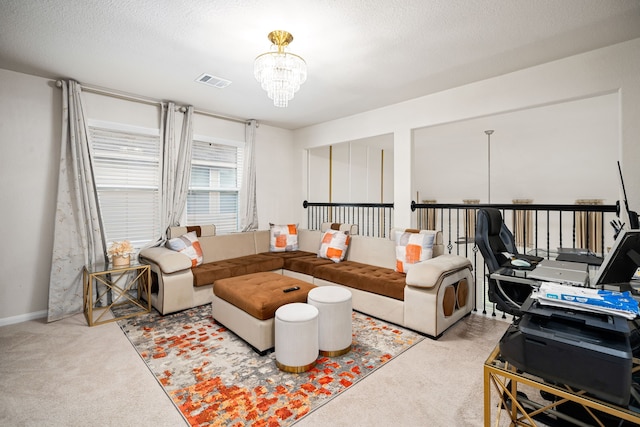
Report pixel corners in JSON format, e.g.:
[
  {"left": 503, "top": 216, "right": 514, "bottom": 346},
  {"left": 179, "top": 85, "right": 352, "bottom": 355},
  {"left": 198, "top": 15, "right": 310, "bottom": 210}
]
[
  {"left": 54, "top": 79, "right": 251, "bottom": 125},
  {"left": 55, "top": 80, "right": 161, "bottom": 107},
  {"left": 192, "top": 108, "right": 251, "bottom": 125}
]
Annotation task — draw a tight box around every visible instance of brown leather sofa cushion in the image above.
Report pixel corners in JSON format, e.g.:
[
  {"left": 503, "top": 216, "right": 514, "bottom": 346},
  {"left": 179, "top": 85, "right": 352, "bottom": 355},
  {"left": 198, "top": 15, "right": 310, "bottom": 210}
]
[
  {"left": 213, "top": 272, "right": 316, "bottom": 320},
  {"left": 312, "top": 261, "right": 406, "bottom": 301},
  {"left": 259, "top": 250, "right": 316, "bottom": 260},
  {"left": 284, "top": 254, "right": 334, "bottom": 275},
  {"left": 191, "top": 254, "right": 284, "bottom": 287}
]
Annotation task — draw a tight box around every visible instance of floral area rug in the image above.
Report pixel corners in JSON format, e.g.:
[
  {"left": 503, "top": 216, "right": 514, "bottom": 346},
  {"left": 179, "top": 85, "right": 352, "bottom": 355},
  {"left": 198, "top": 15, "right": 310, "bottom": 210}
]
[{"left": 113, "top": 303, "right": 424, "bottom": 427}]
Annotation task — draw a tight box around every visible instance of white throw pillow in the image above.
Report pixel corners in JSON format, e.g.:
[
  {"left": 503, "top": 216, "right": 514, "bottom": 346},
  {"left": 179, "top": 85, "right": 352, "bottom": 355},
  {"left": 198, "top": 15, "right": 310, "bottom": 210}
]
[
  {"left": 269, "top": 223, "right": 299, "bottom": 252},
  {"left": 394, "top": 229, "right": 435, "bottom": 273},
  {"left": 166, "top": 231, "right": 203, "bottom": 267},
  {"left": 318, "top": 229, "right": 350, "bottom": 263}
]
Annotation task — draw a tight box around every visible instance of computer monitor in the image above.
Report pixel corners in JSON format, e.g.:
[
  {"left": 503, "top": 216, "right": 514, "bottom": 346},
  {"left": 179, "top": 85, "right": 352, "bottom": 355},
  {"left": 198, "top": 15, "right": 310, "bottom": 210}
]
[
  {"left": 593, "top": 229, "right": 640, "bottom": 286},
  {"left": 617, "top": 161, "right": 639, "bottom": 230}
]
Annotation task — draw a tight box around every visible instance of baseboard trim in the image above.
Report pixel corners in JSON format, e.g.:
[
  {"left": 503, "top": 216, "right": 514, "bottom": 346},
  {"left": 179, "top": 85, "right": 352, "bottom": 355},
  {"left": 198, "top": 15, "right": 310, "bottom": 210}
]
[{"left": 0, "top": 310, "right": 47, "bottom": 327}]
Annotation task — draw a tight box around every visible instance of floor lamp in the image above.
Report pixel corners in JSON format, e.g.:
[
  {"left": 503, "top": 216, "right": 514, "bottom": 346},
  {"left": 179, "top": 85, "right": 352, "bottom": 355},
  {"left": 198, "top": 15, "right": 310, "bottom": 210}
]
[
  {"left": 485, "top": 130, "right": 494, "bottom": 204},
  {"left": 483, "top": 129, "right": 494, "bottom": 315}
]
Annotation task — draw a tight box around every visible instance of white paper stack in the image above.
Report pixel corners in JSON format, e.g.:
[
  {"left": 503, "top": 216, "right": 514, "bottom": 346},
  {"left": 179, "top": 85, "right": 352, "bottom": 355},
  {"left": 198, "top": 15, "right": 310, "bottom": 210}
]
[{"left": 531, "top": 282, "right": 639, "bottom": 320}]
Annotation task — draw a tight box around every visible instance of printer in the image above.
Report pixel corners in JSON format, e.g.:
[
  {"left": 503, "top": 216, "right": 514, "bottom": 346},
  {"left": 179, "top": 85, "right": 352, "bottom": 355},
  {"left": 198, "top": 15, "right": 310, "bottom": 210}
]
[{"left": 499, "top": 297, "right": 633, "bottom": 406}]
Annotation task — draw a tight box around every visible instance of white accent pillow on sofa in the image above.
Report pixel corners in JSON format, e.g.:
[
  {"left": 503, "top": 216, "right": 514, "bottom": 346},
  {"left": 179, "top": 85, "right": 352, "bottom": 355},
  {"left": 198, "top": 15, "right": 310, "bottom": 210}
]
[
  {"left": 269, "top": 223, "right": 299, "bottom": 252},
  {"left": 318, "top": 229, "right": 351, "bottom": 263},
  {"left": 166, "top": 231, "right": 203, "bottom": 267},
  {"left": 394, "top": 229, "right": 436, "bottom": 273}
]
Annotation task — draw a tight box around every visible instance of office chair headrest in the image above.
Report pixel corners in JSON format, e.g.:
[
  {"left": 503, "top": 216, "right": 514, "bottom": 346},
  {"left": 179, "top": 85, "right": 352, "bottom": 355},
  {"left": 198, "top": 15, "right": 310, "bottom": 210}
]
[{"left": 484, "top": 208, "right": 504, "bottom": 236}]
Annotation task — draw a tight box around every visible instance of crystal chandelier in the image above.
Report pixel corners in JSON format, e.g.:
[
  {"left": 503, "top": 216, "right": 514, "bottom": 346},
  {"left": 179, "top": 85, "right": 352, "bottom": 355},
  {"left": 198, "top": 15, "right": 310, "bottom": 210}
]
[{"left": 254, "top": 30, "right": 307, "bottom": 108}]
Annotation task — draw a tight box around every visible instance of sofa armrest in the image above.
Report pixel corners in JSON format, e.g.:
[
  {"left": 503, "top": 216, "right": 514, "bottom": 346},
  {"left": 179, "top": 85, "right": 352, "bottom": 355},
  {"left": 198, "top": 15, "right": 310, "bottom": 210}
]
[
  {"left": 405, "top": 254, "right": 472, "bottom": 289},
  {"left": 139, "top": 246, "right": 192, "bottom": 274}
]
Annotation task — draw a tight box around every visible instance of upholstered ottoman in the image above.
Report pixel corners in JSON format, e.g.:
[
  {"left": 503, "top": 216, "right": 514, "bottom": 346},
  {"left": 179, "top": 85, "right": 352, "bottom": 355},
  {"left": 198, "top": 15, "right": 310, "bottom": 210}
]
[
  {"left": 211, "top": 272, "right": 316, "bottom": 353},
  {"left": 275, "top": 303, "right": 319, "bottom": 373},
  {"left": 307, "top": 286, "right": 353, "bottom": 356}
]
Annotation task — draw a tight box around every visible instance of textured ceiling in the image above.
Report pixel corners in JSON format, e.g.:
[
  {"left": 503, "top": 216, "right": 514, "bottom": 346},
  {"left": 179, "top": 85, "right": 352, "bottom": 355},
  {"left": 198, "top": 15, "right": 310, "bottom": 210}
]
[{"left": 1, "top": 0, "right": 640, "bottom": 129}]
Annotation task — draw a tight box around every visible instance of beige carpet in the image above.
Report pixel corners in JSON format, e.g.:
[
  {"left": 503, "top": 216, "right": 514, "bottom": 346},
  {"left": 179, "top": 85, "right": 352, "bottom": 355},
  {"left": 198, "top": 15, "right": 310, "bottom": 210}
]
[
  {"left": 297, "top": 312, "right": 510, "bottom": 427},
  {"left": 0, "top": 310, "right": 509, "bottom": 426}
]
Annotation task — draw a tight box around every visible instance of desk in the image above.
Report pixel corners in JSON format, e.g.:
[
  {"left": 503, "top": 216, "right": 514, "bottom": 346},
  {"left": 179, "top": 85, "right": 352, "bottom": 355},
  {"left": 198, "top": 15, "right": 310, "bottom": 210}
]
[
  {"left": 490, "top": 266, "right": 541, "bottom": 287},
  {"left": 83, "top": 262, "right": 151, "bottom": 326},
  {"left": 491, "top": 251, "right": 600, "bottom": 285},
  {"left": 484, "top": 345, "right": 640, "bottom": 426},
  {"left": 489, "top": 259, "right": 597, "bottom": 300}
]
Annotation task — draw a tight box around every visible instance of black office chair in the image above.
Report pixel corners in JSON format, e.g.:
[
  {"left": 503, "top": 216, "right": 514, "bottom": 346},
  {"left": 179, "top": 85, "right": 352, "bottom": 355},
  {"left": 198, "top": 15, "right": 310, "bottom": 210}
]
[{"left": 475, "top": 208, "right": 533, "bottom": 316}]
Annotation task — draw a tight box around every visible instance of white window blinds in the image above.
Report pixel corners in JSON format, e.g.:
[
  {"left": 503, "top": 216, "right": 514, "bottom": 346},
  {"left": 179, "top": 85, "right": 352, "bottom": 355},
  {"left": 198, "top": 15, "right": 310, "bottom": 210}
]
[
  {"left": 187, "top": 138, "right": 243, "bottom": 234},
  {"left": 89, "top": 124, "right": 161, "bottom": 249}
]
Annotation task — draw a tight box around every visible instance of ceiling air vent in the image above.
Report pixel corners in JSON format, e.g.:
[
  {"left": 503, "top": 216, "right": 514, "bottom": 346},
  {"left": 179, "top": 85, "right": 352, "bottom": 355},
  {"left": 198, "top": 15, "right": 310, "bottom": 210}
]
[{"left": 195, "top": 73, "right": 232, "bottom": 88}]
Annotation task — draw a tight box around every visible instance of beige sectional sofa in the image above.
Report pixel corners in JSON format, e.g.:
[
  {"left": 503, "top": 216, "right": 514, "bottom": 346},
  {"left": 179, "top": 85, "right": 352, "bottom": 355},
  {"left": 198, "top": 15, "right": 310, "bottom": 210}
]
[{"left": 139, "top": 224, "right": 474, "bottom": 338}]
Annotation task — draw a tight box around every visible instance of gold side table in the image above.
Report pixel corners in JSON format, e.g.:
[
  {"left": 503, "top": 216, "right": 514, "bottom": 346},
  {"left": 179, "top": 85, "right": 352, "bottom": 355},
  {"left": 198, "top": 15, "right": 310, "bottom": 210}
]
[
  {"left": 484, "top": 345, "right": 640, "bottom": 426},
  {"left": 83, "top": 261, "right": 151, "bottom": 326}
]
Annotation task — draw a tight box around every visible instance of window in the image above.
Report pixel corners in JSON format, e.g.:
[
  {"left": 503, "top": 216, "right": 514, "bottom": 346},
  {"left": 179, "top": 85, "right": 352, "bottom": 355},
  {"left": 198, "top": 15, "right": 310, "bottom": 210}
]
[
  {"left": 89, "top": 122, "right": 161, "bottom": 249},
  {"left": 187, "top": 137, "right": 244, "bottom": 234}
]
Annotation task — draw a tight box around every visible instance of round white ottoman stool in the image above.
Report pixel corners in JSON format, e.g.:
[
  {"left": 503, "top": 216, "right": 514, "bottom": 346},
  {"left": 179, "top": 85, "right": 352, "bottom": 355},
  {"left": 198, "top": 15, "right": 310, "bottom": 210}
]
[
  {"left": 307, "top": 286, "right": 353, "bottom": 357},
  {"left": 274, "top": 303, "right": 319, "bottom": 373}
]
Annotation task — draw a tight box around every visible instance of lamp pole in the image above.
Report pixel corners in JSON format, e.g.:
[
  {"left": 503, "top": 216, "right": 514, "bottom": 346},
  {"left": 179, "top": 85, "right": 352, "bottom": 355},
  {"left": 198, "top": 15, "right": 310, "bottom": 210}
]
[{"left": 485, "top": 130, "right": 494, "bottom": 204}]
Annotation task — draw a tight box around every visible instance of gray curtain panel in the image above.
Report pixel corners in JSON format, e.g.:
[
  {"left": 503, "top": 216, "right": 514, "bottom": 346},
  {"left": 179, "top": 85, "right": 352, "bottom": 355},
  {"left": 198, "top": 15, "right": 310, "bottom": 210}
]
[
  {"left": 158, "top": 102, "right": 194, "bottom": 243},
  {"left": 48, "top": 80, "right": 107, "bottom": 322},
  {"left": 240, "top": 119, "right": 258, "bottom": 231}
]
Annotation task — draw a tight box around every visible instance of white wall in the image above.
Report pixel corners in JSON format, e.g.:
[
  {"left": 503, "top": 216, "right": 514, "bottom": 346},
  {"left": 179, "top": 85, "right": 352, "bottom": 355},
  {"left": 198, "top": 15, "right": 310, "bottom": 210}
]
[
  {"left": 294, "top": 38, "right": 640, "bottom": 229},
  {"left": 254, "top": 123, "right": 298, "bottom": 227},
  {"left": 413, "top": 92, "right": 620, "bottom": 205},
  {"left": 0, "top": 69, "right": 61, "bottom": 323},
  {"left": 307, "top": 145, "right": 331, "bottom": 202},
  {"left": 306, "top": 134, "right": 395, "bottom": 205},
  {"left": 0, "top": 69, "right": 296, "bottom": 323},
  {"left": 84, "top": 91, "right": 161, "bottom": 129}
]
